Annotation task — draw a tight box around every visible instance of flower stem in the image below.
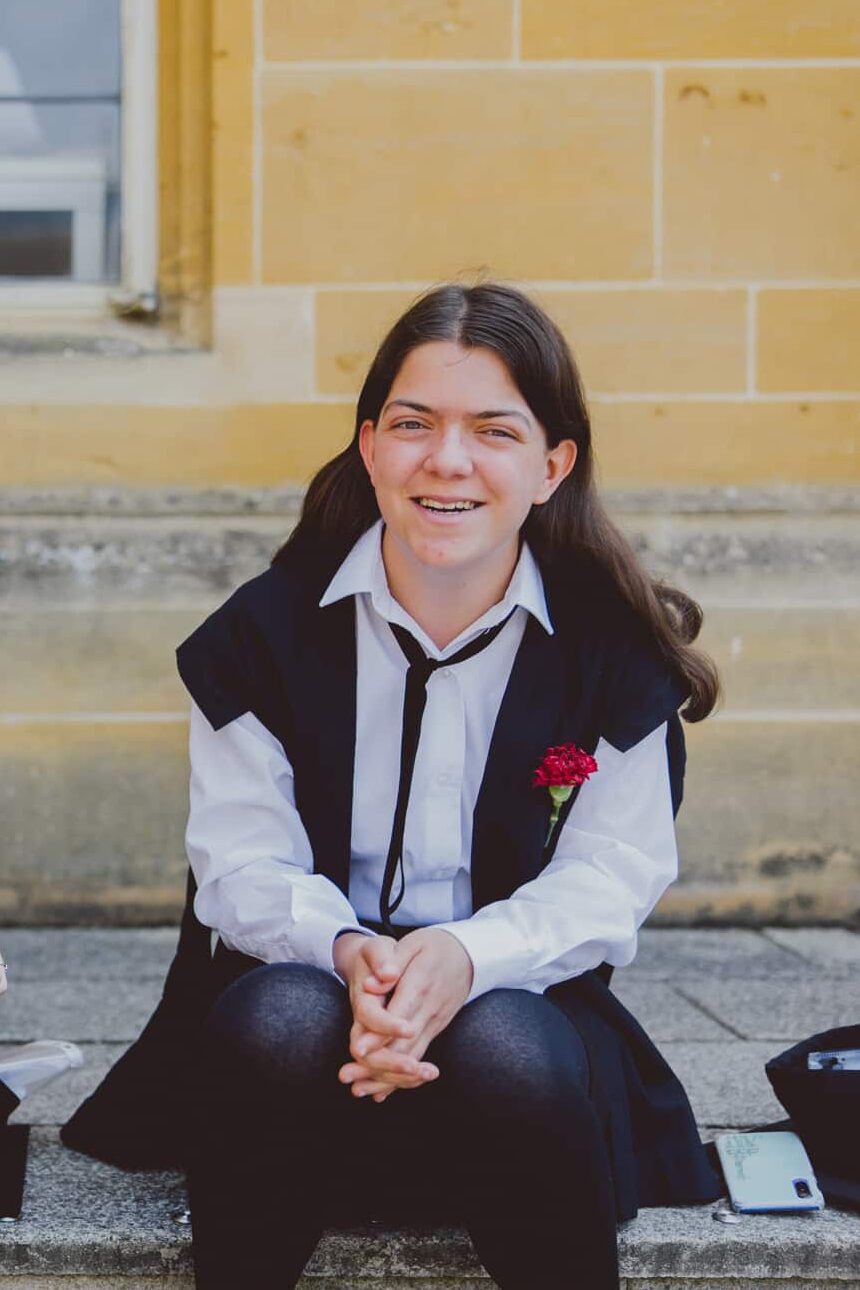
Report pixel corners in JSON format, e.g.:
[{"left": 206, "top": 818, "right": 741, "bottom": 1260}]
[{"left": 545, "top": 808, "right": 560, "bottom": 847}]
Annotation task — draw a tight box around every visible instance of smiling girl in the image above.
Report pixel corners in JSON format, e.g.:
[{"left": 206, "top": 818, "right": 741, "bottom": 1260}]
[{"left": 64, "top": 283, "right": 723, "bottom": 1290}]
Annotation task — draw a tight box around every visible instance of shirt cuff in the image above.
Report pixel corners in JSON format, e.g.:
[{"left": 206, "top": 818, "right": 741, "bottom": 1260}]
[
  {"left": 432, "top": 918, "right": 532, "bottom": 1004},
  {"left": 330, "top": 925, "right": 378, "bottom": 985},
  {"left": 285, "top": 911, "right": 375, "bottom": 980}
]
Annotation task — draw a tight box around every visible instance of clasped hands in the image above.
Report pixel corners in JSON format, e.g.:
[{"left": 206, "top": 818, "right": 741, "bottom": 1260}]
[{"left": 333, "top": 927, "right": 473, "bottom": 1104}]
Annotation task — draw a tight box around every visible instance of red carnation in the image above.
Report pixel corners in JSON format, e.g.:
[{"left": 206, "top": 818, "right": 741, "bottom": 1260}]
[
  {"left": 533, "top": 744, "right": 598, "bottom": 789},
  {"left": 533, "top": 743, "right": 598, "bottom": 846}
]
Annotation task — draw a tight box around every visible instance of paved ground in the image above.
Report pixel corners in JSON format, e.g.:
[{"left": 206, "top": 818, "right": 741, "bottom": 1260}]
[{"left": 0, "top": 926, "right": 858, "bottom": 1287}]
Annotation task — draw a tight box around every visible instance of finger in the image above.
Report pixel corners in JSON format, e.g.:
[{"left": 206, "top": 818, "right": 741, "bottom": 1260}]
[
  {"left": 341, "top": 1058, "right": 439, "bottom": 1087},
  {"left": 339, "top": 1052, "right": 421, "bottom": 1082},
  {"left": 350, "top": 1031, "right": 392, "bottom": 1062},
  {"left": 353, "top": 1079, "right": 396, "bottom": 1098},
  {"left": 353, "top": 995, "right": 415, "bottom": 1039},
  {"left": 351, "top": 1073, "right": 424, "bottom": 1097},
  {"left": 388, "top": 935, "right": 423, "bottom": 980},
  {"left": 365, "top": 938, "right": 401, "bottom": 983},
  {"left": 361, "top": 975, "right": 392, "bottom": 995},
  {"left": 353, "top": 1065, "right": 438, "bottom": 1098}
]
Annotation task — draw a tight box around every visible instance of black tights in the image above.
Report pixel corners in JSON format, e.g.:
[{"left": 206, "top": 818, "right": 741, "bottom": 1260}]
[{"left": 187, "top": 962, "right": 619, "bottom": 1289}]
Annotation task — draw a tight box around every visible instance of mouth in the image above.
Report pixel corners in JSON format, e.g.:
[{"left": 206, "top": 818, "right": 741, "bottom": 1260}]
[{"left": 412, "top": 496, "right": 485, "bottom": 514}]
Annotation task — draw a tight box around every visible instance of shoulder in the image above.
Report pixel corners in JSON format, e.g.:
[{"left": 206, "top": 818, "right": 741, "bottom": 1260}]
[
  {"left": 545, "top": 555, "right": 689, "bottom": 752},
  {"left": 175, "top": 553, "right": 326, "bottom": 730}
]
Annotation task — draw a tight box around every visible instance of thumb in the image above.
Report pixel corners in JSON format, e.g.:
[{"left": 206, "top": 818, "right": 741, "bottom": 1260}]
[{"left": 365, "top": 936, "right": 400, "bottom": 983}]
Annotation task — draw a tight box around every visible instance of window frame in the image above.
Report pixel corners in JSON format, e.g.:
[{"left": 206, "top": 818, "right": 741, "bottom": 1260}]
[{"left": 0, "top": 0, "right": 158, "bottom": 316}]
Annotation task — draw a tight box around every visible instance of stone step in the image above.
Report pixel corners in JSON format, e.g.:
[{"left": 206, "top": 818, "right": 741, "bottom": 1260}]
[
  {"left": 1, "top": 930, "right": 858, "bottom": 1287},
  {"left": 2, "top": 718, "right": 858, "bottom": 925},
  {"left": 2, "top": 504, "right": 858, "bottom": 925},
  {"left": 1, "top": 1131, "right": 858, "bottom": 1288},
  {"left": 2, "top": 509, "right": 858, "bottom": 609},
  {"left": 5, "top": 603, "right": 860, "bottom": 717}
]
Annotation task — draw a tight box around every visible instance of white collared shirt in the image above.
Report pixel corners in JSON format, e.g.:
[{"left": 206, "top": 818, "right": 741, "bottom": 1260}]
[{"left": 185, "top": 520, "right": 678, "bottom": 1003}]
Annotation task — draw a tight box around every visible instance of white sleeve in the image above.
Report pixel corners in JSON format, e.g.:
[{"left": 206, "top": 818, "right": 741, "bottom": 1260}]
[
  {"left": 185, "top": 701, "right": 374, "bottom": 977},
  {"left": 434, "top": 723, "right": 677, "bottom": 1003}
]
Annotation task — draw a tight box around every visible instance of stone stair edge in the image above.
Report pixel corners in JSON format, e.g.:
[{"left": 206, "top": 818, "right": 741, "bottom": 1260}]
[{"left": 1, "top": 1129, "right": 858, "bottom": 1283}]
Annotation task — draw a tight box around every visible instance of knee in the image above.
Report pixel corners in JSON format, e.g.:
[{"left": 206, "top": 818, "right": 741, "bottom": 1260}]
[
  {"left": 438, "top": 989, "right": 591, "bottom": 1114},
  {"left": 202, "top": 961, "right": 349, "bottom": 1089}
]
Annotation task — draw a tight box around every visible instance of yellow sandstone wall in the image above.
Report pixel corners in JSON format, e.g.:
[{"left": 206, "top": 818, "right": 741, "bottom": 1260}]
[
  {"left": 2, "top": 1, "right": 859, "bottom": 923},
  {"left": 2, "top": 0, "right": 858, "bottom": 488}
]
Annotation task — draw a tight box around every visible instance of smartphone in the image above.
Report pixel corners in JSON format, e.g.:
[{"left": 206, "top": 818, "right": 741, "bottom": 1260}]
[
  {"left": 715, "top": 1132, "right": 824, "bottom": 1213},
  {"left": 807, "top": 1047, "right": 860, "bottom": 1071}
]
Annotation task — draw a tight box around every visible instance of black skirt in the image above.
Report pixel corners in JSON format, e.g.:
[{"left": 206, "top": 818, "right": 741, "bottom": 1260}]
[{"left": 61, "top": 888, "right": 723, "bottom": 1224}]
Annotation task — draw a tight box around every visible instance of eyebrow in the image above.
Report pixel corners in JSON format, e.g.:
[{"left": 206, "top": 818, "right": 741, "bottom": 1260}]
[{"left": 382, "top": 399, "right": 532, "bottom": 428}]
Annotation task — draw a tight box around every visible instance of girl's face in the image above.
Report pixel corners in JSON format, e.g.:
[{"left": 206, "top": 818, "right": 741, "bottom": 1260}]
[{"left": 358, "top": 341, "right": 576, "bottom": 586}]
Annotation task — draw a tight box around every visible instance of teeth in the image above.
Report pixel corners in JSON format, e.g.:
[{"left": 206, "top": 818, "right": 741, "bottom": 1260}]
[{"left": 417, "top": 498, "right": 479, "bottom": 512}]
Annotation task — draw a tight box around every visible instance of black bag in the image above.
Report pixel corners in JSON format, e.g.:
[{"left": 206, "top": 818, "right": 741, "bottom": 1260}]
[{"left": 765, "top": 1024, "right": 860, "bottom": 1212}]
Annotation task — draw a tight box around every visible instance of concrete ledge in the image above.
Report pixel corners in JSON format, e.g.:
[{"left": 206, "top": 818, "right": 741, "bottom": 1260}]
[
  {"left": 1, "top": 931, "right": 859, "bottom": 1286},
  {"left": 1, "top": 1132, "right": 859, "bottom": 1286},
  {"left": 0, "top": 484, "right": 858, "bottom": 517},
  {"left": 3, "top": 513, "right": 859, "bottom": 608}
]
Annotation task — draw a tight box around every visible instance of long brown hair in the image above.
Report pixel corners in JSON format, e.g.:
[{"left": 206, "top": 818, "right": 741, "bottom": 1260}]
[{"left": 277, "top": 282, "right": 720, "bottom": 722}]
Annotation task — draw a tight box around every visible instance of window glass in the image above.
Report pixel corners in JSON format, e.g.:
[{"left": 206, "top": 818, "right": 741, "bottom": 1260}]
[{"left": 0, "top": 0, "right": 121, "bottom": 282}]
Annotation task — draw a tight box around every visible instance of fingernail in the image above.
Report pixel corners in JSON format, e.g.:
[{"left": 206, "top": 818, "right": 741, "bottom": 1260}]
[{"left": 356, "top": 1041, "right": 368, "bottom": 1056}]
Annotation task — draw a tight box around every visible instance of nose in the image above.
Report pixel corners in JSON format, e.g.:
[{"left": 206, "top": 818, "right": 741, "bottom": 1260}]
[{"left": 423, "top": 425, "right": 474, "bottom": 477}]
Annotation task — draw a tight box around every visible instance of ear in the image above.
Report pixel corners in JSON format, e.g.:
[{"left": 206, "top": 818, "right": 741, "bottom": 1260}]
[
  {"left": 357, "top": 420, "right": 376, "bottom": 482},
  {"left": 534, "top": 439, "right": 577, "bottom": 505}
]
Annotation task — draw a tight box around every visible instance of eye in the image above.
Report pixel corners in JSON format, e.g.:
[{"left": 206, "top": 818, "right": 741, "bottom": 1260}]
[
  {"left": 392, "top": 419, "right": 428, "bottom": 431},
  {"left": 481, "top": 426, "right": 517, "bottom": 440}
]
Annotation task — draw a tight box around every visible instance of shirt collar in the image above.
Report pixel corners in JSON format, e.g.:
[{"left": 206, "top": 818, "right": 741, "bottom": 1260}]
[{"left": 319, "top": 518, "right": 554, "bottom": 649}]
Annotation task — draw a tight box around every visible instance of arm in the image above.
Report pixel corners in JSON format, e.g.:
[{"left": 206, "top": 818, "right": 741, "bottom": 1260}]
[
  {"left": 433, "top": 722, "right": 677, "bottom": 1002},
  {"left": 339, "top": 723, "right": 678, "bottom": 1098},
  {"left": 185, "top": 701, "right": 376, "bottom": 977}
]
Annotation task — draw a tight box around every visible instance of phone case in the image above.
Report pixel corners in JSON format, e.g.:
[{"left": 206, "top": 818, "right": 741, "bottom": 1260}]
[{"left": 715, "top": 1132, "right": 825, "bottom": 1213}]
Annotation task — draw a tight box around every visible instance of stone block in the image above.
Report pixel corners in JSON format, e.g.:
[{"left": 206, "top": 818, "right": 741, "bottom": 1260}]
[
  {"left": 316, "top": 289, "right": 420, "bottom": 395},
  {"left": 1, "top": 1108, "right": 859, "bottom": 1284},
  {"left": 592, "top": 398, "right": 860, "bottom": 487},
  {"left": 0, "top": 516, "right": 285, "bottom": 609},
  {"left": 657, "top": 1041, "right": 788, "bottom": 1128},
  {"left": 626, "top": 512, "right": 860, "bottom": 609},
  {"left": 618, "top": 1202, "right": 860, "bottom": 1281},
  {"left": 1, "top": 1127, "right": 190, "bottom": 1277},
  {"left": 540, "top": 287, "right": 747, "bottom": 395},
  {"left": 0, "top": 979, "right": 162, "bottom": 1043},
  {"left": 0, "top": 1280, "right": 191, "bottom": 1289},
  {"left": 0, "top": 403, "right": 353, "bottom": 488},
  {"left": 260, "top": 68, "right": 653, "bottom": 282},
  {"left": 212, "top": 0, "right": 254, "bottom": 284},
  {"left": 0, "top": 608, "right": 199, "bottom": 714},
  {"left": 664, "top": 69, "right": 860, "bottom": 280},
  {"left": 629, "top": 1280, "right": 860, "bottom": 1289},
  {"left": 316, "top": 287, "right": 748, "bottom": 397},
  {"left": 671, "top": 720, "right": 860, "bottom": 914},
  {"left": 521, "top": 0, "right": 860, "bottom": 59},
  {"left": 628, "top": 929, "right": 805, "bottom": 982},
  {"left": 212, "top": 287, "right": 314, "bottom": 401},
  {"left": 758, "top": 289, "right": 860, "bottom": 394},
  {"left": 763, "top": 928, "right": 860, "bottom": 971},
  {"left": 0, "top": 928, "right": 177, "bottom": 981},
  {"left": 0, "top": 721, "right": 189, "bottom": 921},
  {"left": 696, "top": 606, "right": 860, "bottom": 713},
  {"left": 680, "top": 978, "right": 860, "bottom": 1043},
  {"left": 611, "top": 980, "right": 733, "bottom": 1040},
  {"left": 264, "top": 0, "right": 514, "bottom": 60}
]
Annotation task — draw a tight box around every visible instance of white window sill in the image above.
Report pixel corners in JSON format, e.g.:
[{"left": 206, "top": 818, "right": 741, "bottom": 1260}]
[{"left": 0, "top": 294, "right": 194, "bottom": 359}]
